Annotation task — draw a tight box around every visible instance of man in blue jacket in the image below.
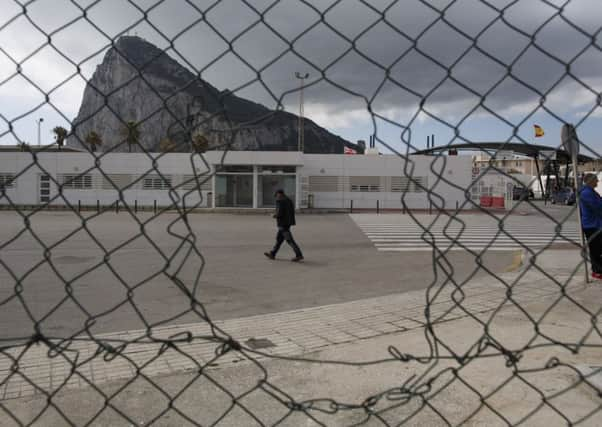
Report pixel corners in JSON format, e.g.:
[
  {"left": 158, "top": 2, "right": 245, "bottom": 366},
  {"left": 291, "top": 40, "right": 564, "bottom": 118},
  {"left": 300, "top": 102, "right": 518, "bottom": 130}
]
[
  {"left": 264, "top": 189, "right": 304, "bottom": 262},
  {"left": 580, "top": 173, "right": 602, "bottom": 279}
]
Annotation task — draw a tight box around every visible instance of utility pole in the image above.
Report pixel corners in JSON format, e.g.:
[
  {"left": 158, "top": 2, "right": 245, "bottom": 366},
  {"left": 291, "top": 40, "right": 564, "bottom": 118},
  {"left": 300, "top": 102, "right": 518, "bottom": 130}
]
[
  {"left": 295, "top": 72, "right": 309, "bottom": 153},
  {"left": 561, "top": 124, "right": 589, "bottom": 283},
  {"left": 36, "top": 117, "right": 44, "bottom": 146}
]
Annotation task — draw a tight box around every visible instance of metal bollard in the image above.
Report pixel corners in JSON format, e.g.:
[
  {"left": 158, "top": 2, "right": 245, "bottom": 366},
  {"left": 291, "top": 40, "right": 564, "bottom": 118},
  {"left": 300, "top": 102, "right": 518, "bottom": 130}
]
[
  {"left": 115, "top": 200, "right": 119, "bottom": 213},
  {"left": 134, "top": 200, "right": 137, "bottom": 213},
  {"left": 78, "top": 200, "right": 81, "bottom": 213},
  {"left": 350, "top": 199, "right": 353, "bottom": 213},
  {"left": 96, "top": 200, "right": 100, "bottom": 213},
  {"left": 456, "top": 200, "right": 459, "bottom": 211},
  {"left": 154, "top": 200, "right": 157, "bottom": 214},
  {"left": 376, "top": 200, "right": 379, "bottom": 214}
]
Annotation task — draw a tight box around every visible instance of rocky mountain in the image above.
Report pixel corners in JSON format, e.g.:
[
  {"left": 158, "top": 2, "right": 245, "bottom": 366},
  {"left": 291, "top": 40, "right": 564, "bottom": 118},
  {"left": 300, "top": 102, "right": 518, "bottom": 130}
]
[{"left": 68, "top": 36, "right": 363, "bottom": 154}]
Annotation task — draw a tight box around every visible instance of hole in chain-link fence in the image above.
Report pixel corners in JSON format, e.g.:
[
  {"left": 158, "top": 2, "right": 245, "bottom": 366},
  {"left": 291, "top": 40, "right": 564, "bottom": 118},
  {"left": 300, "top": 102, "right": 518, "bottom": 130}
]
[{"left": 0, "top": 0, "right": 601, "bottom": 425}]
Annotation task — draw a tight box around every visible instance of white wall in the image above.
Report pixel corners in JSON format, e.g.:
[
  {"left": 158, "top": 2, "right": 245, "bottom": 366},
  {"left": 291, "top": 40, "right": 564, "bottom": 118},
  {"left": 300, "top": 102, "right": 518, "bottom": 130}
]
[
  {"left": 0, "top": 151, "right": 472, "bottom": 210},
  {"left": 300, "top": 154, "right": 471, "bottom": 210},
  {"left": 0, "top": 152, "right": 215, "bottom": 208}
]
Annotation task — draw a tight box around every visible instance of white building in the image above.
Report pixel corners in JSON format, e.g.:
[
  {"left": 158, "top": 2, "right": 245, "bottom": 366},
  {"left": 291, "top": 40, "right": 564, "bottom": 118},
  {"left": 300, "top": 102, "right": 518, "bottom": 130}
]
[{"left": 0, "top": 150, "right": 472, "bottom": 211}]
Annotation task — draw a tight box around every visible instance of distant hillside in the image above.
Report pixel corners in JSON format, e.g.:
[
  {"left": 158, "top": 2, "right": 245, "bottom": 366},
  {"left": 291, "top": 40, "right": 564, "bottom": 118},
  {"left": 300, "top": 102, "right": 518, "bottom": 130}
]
[{"left": 68, "top": 36, "right": 363, "bottom": 154}]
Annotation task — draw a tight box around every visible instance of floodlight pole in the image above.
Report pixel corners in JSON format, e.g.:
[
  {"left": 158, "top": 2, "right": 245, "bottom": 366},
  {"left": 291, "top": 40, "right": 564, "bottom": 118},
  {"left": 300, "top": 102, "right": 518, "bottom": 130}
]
[
  {"left": 295, "top": 72, "right": 309, "bottom": 153},
  {"left": 36, "top": 118, "right": 44, "bottom": 146}
]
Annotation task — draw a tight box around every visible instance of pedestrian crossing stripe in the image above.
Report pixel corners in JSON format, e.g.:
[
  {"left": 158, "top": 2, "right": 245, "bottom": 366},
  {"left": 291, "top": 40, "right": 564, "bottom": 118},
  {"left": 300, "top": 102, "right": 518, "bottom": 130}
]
[
  {"left": 374, "top": 247, "right": 522, "bottom": 252},
  {"left": 359, "top": 227, "right": 580, "bottom": 231},
  {"left": 364, "top": 232, "right": 580, "bottom": 236},
  {"left": 370, "top": 238, "right": 579, "bottom": 242},
  {"left": 353, "top": 221, "right": 582, "bottom": 252}
]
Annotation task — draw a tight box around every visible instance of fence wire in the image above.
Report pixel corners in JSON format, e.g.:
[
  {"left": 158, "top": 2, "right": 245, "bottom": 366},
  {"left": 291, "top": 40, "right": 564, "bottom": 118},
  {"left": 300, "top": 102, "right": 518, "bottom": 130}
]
[{"left": 0, "top": 0, "right": 601, "bottom": 425}]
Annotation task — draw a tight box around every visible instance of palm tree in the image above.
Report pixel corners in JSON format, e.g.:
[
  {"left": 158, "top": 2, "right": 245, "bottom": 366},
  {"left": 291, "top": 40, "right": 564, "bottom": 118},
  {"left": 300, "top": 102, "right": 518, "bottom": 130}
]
[
  {"left": 159, "top": 138, "right": 176, "bottom": 153},
  {"left": 192, "top": 133, "right": 209, "bottom": 153},
  {"left": 53, "top": 126, "right": 68, "bottom": 150},
  {"left": 121, "top": 121, "right": 140, "bottom": 153},
  {"left": 84, "top": 131, "right": 102, "bottom": 152}
]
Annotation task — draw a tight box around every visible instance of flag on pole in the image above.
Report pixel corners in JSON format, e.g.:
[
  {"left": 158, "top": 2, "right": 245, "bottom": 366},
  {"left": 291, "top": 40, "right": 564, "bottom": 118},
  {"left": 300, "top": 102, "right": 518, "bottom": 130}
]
[
  {"left": 534, "top": 124, "right": 544, "bottom": 137},
  {"left": 344, "top": 146, "right": 357, "bottom": 155}
]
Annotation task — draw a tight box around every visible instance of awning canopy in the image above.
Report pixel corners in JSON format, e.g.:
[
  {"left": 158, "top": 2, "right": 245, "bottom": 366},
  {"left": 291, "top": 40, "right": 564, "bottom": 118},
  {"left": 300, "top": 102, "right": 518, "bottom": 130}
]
[{"left": 413, "top": 142, "right": 595, "bottom": 164}]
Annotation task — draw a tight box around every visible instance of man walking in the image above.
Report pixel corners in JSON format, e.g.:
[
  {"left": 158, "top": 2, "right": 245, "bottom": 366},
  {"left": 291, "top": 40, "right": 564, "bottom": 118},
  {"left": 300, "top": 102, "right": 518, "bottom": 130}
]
[
  {"left": 579, "top": 173, "right": 602, "bottom": 280},
  {"left": 264, "top": 189, "right": 304, "bottom": 262}
]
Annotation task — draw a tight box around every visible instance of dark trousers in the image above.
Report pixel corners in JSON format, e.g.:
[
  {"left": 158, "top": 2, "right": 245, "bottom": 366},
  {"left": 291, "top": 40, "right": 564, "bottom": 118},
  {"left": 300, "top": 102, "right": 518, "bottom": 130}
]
[
  {"left": 584, "top": 228, "right": 602, "bottom": 273},
  {"left": 271, "top": 226, "right": 303, "bottom": 257}
]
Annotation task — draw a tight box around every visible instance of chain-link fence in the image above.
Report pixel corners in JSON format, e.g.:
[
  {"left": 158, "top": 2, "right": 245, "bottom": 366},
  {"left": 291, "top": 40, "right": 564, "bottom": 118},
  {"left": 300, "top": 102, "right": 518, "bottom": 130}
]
[{"left": 1, "top": 0, "right": 601, "bottom": 425}]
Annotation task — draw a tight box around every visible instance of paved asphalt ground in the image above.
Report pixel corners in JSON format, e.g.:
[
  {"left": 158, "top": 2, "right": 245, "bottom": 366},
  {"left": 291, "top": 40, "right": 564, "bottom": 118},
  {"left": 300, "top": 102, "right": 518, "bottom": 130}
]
[
  {"left": 0, "top": 211, "right": 524, "bottom": 341},
  {"left": 1, "top": 203, "right": 597, "bottom": 427},
  {"left": 0, "top": 203, "right": 576, "bottom": 343}
]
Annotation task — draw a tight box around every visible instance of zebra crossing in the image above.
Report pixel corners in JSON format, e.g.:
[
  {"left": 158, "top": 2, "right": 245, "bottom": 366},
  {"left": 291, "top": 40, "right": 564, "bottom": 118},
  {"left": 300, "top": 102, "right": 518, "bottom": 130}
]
[{"left": 351, "top": 215, "right": 582, "bottom": 252}]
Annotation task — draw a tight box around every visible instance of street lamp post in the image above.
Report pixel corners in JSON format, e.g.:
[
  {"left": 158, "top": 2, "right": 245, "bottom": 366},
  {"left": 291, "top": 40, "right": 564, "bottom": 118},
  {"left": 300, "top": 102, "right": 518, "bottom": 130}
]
[
  {"left": 294, "top": 72, "right": 309, "bottom": 153},
  {"left": 36, "top": 118, "right": 44, "bottom": 146}
]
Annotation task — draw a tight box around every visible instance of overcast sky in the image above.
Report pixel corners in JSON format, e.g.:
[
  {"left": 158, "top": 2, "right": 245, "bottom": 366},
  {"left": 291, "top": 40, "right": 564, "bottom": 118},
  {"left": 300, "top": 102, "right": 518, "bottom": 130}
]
[{"left": 1, "top": 0, "right": 602, "bottom": 156}]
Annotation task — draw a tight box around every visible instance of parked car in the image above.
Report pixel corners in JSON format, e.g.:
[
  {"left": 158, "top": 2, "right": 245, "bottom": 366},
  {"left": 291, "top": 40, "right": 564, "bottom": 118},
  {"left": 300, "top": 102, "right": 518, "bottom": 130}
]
[
  {"left": 566, "top": 189, "right": 576, "bottom": 205},
  {"left": 512, "top": 186, "right": 533, "bottom": 201},
  {"left": 551, "top": 187, "right": 574, "bottom": 205}
]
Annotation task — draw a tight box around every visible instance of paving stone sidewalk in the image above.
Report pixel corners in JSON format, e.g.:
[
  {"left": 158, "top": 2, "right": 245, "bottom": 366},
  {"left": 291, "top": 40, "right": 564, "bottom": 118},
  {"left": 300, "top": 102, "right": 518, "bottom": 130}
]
[{"left": 0, "top": 267, "right": 586, "bottom": 400}]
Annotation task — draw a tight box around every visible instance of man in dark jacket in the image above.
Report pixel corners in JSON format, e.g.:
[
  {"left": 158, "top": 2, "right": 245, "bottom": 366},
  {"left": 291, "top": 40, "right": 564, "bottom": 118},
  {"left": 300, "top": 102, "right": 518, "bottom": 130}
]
[
  {"left": 264, "top": 189, "right": 304, "bottom": 262},
  {"left": 579, "top": 173, "right": 602, "bottom": 279}
]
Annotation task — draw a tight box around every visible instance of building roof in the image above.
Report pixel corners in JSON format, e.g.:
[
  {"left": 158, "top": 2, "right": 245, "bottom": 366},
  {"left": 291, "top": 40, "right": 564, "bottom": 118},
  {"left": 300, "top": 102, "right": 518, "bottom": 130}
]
[
  {"left": 413, "top": 142, "right": 595, "bottom": 163},
  {"left": 0, "top": 145, "right": 82, "bottom": 153}
]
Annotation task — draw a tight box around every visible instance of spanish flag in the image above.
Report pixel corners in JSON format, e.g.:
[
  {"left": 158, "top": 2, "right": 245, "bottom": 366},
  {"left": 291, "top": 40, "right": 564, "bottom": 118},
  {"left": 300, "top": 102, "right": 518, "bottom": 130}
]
[{"left": 534, "top": 124, "right": 544, "bottom": 137}]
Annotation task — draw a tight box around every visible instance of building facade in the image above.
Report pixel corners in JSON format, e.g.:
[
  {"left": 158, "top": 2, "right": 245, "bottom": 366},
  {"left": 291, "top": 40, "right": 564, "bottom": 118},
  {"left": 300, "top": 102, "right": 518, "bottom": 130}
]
[
  {"left": 472, "top": 152, "right": 545, "bottom": 176},
  {"left": 0, "top": 151, "right": 472, "bottom": 211}
]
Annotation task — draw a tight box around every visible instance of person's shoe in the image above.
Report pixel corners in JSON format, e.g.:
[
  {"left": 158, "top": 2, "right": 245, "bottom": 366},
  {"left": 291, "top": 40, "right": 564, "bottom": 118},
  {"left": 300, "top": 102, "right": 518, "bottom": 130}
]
[
  {"left": 291, "top": 256, "right": 304, "bottom": 262},
  {"left": 264, "top": 252, "right": 275, "bottom": 260},
  {"left": 592, "top": 272, "right": 602, "bottom": 280}
]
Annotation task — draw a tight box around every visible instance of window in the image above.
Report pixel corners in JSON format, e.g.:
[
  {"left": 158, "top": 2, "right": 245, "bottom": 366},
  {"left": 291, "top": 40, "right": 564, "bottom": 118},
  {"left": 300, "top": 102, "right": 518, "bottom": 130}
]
[
  {"left": 258, "top": 165, "right": 296, "bottom": 174},
  {"left": 350, "top": 176, "right": 380, "bottom": 192},
  {"left": 143, "top": 175, "right": 172, "bottom": 190},
  {"left": 0, "top": 174, "right": 15, "bottom": 189},
  {"left": 390, "top": 176, "right": 427, "bottom": 193},
  {"left": 308, "top": 176, "right": 341, "bottom": 192},
  {"left": 411, "top": 176, "right": 428, "bottom": 192},
  {"left": 39, "top": 175, "right": 50, "bottom": 203},
  {"left": 259, "top": 175, "right": 296, "bottom": 207},
  {"left": 390, "top": 177, "right": 411, "bottom": 192},
  {"left": 215, "top": 165, "right": 253, "bottom": 173},
  {"left": 350, "top": 184, "right": 380, "bottom": 192},
  {"left": 61, "top": 174, "right": 92, "bottom": 189},
  {"left": 215, "top": 175, "right": 253, "bottom": 207}
]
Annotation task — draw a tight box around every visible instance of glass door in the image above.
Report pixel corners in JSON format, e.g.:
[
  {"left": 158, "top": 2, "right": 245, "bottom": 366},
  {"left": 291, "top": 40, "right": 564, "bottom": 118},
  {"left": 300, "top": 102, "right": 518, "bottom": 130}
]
[{"left": 215, "top": 174, "right": 253, "bottom": 207}]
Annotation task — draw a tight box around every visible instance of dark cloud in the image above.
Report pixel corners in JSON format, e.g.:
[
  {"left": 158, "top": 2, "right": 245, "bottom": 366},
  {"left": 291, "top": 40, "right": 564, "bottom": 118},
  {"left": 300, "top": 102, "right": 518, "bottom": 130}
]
[{"left": 1, "top": 0, "right": 601, "bottom": 141}]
